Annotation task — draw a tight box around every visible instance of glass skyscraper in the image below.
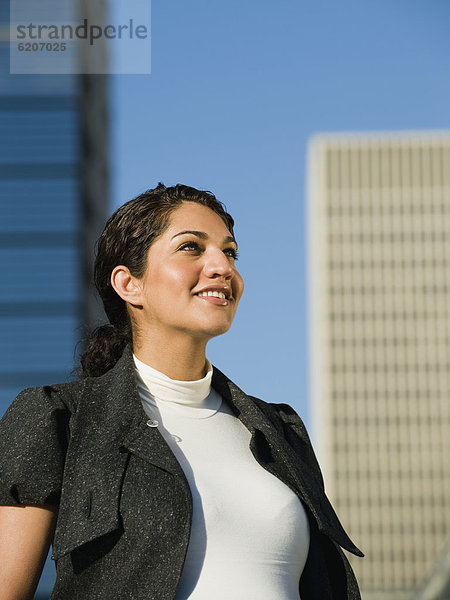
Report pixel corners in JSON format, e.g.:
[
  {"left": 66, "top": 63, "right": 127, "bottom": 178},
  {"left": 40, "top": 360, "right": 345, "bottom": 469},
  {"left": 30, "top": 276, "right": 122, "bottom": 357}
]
[{"left": 0, "top": 2, "right": 109, "bottom": 596}]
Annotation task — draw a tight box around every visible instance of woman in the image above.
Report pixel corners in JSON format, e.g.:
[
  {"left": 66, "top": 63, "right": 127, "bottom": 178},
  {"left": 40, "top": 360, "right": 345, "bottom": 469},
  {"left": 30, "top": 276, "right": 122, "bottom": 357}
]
[{"left": 0, "top": 183, "right": 362, "bottom": 599}]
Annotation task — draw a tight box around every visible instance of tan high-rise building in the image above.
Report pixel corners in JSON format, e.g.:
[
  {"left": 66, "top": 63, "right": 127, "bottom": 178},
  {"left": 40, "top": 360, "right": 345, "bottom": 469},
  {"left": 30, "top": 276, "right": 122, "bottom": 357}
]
[{"left": 307, "top": 132, "right": 450, "bottom": 598}]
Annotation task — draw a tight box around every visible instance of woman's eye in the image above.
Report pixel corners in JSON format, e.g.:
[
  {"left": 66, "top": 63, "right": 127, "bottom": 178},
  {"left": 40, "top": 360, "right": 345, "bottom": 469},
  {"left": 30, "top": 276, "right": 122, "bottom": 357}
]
[
  {"left": 179, "top": 241, "right": 201, "bottom": 252},
  {"left": 224, "top": 248, "right": 239, "bottom": 260},
  {"left": 178, "top": 242, "right": 238, "bottom": 260}
]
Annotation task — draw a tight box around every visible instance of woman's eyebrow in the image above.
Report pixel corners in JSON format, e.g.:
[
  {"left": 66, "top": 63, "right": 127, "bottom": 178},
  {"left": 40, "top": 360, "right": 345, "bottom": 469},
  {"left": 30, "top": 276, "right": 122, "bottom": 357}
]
[{"left": 171, "top": 230, "right": 237, "bottom": 246}]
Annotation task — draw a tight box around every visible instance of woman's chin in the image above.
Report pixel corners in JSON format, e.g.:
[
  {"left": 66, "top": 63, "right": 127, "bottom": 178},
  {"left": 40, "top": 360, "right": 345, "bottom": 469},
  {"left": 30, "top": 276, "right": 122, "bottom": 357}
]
[{"left": 192, "top": 320, "right": 233, "bottom": 341}]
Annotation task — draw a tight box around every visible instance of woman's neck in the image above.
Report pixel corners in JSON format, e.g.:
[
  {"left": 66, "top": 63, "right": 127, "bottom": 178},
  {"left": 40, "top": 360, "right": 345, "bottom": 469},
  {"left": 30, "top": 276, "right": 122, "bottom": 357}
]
[{"left": 132, "top": 333, "right": 208, "bottom": 381}]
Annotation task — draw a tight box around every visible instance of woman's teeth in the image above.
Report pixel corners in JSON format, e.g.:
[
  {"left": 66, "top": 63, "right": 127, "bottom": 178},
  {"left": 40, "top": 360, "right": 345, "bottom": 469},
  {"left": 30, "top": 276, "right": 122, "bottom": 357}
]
[{"left": 197, "top": 291, "right": 226, "bottom": 299}]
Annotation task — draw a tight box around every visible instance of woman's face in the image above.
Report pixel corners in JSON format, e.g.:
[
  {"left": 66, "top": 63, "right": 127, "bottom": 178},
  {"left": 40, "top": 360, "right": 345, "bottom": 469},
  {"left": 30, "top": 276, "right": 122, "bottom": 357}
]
[{"left": 134, "top": 201, "right": 244, "bottom": 343}]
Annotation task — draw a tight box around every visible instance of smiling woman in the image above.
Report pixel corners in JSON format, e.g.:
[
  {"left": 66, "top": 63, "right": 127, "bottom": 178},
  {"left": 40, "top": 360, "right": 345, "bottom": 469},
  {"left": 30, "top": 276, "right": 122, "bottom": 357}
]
[
  {"left": 83, "top": 183, "right": 243, "bottom": 380},
  {"left": 107, "top": 200, "right": 244, "bottom": 380},
  {"left": 0, "top": 183, "right": 362, "bottom": 600}
]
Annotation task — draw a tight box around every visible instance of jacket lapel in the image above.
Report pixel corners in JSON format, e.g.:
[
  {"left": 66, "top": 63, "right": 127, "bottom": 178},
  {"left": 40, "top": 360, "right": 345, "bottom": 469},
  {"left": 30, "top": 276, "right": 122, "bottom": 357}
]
[
  {"left": 63, "top": 347, "right": 360, "bottom": 558},
  {"left": 53, "top": 346, "right": 187, "bottom": 559},
  {"left": 103, "top": 345, "right": 189, "bottom": 480},
  {"left": 211, "top": 365, "right": 362, "bottom": 557},
  {"left": 121, "top": 419, "right": 186, "bottom": 479}
]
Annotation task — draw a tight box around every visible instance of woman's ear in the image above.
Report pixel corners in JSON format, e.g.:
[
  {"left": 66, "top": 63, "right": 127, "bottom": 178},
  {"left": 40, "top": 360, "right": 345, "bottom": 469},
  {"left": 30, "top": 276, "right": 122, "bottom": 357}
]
[{"left": 111, "top": 266, "right": 143, "bottom": 306}]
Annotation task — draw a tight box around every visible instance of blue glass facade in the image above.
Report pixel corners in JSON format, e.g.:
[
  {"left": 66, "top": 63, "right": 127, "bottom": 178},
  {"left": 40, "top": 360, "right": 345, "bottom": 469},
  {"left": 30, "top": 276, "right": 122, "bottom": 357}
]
[
  {"left": 0, "top": 91, "right": 82, "bottom": 403},
  {"left": 1, "top": 6, "right": 83, "bottom": 597}
]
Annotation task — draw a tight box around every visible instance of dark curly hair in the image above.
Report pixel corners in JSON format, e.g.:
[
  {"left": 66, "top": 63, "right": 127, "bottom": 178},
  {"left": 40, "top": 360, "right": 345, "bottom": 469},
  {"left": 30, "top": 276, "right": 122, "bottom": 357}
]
[{"left": 80, "top": 183, "right": 235, "bottom": 377}]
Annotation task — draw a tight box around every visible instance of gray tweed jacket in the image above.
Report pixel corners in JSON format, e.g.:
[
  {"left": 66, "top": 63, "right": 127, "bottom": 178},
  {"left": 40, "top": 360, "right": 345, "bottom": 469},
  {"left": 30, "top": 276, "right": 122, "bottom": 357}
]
[{"left": 0, "top": 345, "right": 363, "bottom": 599}]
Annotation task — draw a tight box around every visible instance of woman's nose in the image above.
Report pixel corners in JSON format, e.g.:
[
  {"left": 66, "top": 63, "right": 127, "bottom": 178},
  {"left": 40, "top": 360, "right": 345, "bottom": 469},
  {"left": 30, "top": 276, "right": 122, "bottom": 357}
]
[{"left": 203, "top": 247, "right": 233, "bottom": 278}]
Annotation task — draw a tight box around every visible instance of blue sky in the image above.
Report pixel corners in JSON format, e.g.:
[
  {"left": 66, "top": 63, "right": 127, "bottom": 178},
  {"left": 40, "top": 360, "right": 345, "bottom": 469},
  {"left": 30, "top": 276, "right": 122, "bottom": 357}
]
[{"left": 110, "top": 0, "right": 450, "bottom": 428}]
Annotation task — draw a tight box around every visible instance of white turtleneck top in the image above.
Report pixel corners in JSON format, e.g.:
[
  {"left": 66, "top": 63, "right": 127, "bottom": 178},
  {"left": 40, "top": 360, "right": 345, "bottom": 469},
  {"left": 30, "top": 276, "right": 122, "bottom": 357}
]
[{"left": 133, "top": 355, "right": 310, "bottom": 600}]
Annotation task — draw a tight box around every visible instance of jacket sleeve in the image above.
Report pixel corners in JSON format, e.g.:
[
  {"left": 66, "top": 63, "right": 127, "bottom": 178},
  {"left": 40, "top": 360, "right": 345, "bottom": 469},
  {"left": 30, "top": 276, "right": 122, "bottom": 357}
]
[{"left": 0, "top": 385, "right": 72, "bottom": 506}]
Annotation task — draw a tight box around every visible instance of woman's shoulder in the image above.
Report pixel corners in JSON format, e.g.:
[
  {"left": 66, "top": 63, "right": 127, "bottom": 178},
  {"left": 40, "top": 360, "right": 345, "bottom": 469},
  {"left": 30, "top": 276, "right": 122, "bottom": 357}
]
[
  {"left": 249, "top": 395, "right": 308, "bottom": 433},
  {"left": 0, "top": 380, "right": 93, "bottom": 506},
  {"left": 248, "top": 395, "right": 324, "bottom": 485},
  {"left": 3, "top": 369, "right": 116, "bottom": 427},
  {"left": 11, "top": 377, "right": 90, "bottom": 415}
]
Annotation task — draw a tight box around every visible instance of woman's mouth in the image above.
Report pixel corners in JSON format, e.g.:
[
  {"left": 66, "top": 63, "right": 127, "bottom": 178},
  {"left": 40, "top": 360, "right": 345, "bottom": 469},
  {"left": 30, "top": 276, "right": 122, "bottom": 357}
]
[{"left": 195, "top": 290, "right": 229, "bottom": 305}]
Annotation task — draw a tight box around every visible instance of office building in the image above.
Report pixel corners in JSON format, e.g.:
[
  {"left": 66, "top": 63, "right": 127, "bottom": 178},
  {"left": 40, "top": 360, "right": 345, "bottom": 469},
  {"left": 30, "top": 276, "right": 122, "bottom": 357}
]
[
  {"left": 308, "top": 132, "right": 450, "bottom": 597},
  {"left": 0, "top": 1, "right": 109, "bottom": 596}
]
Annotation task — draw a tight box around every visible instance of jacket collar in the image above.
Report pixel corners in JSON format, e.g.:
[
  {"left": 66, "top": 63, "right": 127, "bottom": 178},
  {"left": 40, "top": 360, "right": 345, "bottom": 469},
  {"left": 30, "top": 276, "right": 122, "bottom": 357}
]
[
  {"left": 81, "top": 345, "right": 361, "bottom": 556},
  {"left": 94, "top": 345, "right": 282, "bottom": 465}
]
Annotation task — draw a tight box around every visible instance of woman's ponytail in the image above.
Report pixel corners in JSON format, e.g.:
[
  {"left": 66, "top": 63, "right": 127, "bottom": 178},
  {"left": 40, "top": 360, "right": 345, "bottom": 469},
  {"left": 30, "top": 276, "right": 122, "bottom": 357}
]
[{"left": 80, "top": 324, "right": 131, "bottom": 378}]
